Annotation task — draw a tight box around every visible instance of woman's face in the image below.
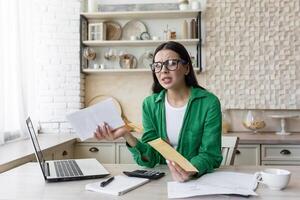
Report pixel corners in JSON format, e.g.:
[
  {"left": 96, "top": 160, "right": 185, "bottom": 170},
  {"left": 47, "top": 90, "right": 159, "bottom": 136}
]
[{"left": 154, "top": 49, "right": 189, "bottom": 90}]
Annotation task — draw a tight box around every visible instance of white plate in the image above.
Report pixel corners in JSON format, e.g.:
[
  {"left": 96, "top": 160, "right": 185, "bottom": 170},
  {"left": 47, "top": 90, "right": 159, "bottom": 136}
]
[
  {"left": 122, "top": 20, "right": 147, "bottom": 40},
  {"left": 138, "top": 51, "right": 153, "bottom": 69}
]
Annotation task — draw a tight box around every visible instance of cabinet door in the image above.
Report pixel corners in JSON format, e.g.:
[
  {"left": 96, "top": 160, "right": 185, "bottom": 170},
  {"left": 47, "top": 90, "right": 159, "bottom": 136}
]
[
  {"left": 261, "top": 160, "right": 300, "bottom": 165},
  {"left": 74, "top": 143, "right": 115, "bottom": 164},
  {"left": 261, "top": 145, "right": 300, "bottom": 161},
  {"left": 41, "top": 150, "right": 54, "bottom": 161},
  {"left": 116, "top": 143, "right": 135, "bottom": 164},
  {"left": 234, "top": 144, "right": 260, "bottom": 165},
  {"left": 261, "top": 145, "right": 300, "bottom": 165},
  {"left": 53, "top": 143, "right": 75, "bottom": 160}
]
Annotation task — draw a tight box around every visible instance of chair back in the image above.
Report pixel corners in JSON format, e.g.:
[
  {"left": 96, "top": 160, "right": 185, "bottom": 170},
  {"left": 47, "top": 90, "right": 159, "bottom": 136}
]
[{"left": 221, "top": 136, "right": 239, "bottom": 166}]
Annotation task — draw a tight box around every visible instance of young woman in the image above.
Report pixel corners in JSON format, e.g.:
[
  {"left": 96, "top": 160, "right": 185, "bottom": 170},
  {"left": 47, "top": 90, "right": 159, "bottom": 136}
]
[{"left": 94, "top": 41, "right": 222, "bottom": 182}]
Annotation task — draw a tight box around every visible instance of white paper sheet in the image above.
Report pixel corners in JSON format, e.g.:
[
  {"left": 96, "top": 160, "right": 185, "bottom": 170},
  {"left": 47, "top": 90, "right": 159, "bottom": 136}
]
[
  {"left": 66, "top": 98, "right": 125, "bottom": 140},
  {"left": 168, "top": 171, "right": 258, "bottom": 198},
  {"left": 86, "top": 175, "right": 150, "bottom": 196}
]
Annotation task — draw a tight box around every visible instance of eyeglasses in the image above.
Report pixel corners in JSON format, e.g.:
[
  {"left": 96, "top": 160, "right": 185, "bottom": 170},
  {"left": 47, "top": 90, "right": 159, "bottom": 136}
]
[{"left": 150, "top": 59, "right": 188, "bottom": 73}]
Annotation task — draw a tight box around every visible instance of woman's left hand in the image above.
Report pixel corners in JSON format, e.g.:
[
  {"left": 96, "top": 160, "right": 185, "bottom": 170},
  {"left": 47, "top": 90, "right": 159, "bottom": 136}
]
[{"left": 166, "top": 160, "right": 197, "bottom": 182}]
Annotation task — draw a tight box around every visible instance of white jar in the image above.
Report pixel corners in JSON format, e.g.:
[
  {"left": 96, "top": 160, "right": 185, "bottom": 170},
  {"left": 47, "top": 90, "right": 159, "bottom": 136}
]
[
  {"left": 93, "top": 63, "right": 99, "bottom": 69},
  {"left": 152, "top": 36, "right": 160, "bottom": 41},
  {"left": 179, "top": 3, "right": 189, "bottom": 10},
  {"left": 191, "top": 1, "right": 201, "bottom": 10}
]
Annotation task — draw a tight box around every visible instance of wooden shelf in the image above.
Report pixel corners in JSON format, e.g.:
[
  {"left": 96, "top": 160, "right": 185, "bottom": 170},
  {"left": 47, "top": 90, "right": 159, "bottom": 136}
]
[
  {"left": 82, "top": 68, "right": 200, "bottom": 74},
  {"left": 82, "top": 39, "right": 199, "bottom": 47},
  {"left": 80, "top": 10, "right": 201, "bottom": 20}
]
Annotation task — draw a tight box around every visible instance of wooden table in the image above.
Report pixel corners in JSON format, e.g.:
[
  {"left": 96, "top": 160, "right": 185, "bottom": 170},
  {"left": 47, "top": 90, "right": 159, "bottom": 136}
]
[{"left": 0, "top": 163, "right": 299, "bottom": 200}]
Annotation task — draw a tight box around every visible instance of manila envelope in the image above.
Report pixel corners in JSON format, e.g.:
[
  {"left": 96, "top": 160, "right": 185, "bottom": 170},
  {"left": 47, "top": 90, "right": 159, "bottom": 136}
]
[{"left": 148, "top": 138, "right": 198, "bottom": 172}]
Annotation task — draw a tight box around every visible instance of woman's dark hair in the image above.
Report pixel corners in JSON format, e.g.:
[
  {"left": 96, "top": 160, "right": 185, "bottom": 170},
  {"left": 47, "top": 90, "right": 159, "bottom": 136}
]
[{"left": 151, "top": 41, "right": 205, "bottom": 93}]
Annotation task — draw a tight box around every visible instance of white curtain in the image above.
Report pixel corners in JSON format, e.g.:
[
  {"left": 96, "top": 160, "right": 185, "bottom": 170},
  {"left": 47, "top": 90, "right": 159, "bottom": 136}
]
[{"left": 0, "top": 0, "right": 36, "bottom": 144}]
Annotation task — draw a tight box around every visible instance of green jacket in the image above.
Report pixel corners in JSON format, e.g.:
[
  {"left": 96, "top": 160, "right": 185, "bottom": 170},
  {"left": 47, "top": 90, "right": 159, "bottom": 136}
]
[{"left": 127, "top": 87, "right": 222, "bottom": 176}]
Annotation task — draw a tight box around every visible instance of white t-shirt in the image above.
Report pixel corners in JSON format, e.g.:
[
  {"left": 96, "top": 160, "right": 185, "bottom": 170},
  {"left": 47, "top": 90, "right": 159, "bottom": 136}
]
[{"left": 165, "top": 96, "right": 187, "bottom": 148}]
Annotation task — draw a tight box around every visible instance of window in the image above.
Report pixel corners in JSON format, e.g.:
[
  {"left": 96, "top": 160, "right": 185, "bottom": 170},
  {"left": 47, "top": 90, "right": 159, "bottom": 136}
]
[{"left": 0, "top": 0, "right": 36, "bottom": 144}]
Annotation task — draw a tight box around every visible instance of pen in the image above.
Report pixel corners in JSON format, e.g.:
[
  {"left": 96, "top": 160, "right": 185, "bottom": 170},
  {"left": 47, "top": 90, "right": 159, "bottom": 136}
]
[{"left": 100, "top": 176, "right": 114, "bottom": 187}]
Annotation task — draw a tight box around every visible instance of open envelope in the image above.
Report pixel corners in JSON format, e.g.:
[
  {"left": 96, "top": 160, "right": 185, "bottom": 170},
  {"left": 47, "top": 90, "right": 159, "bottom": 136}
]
[
  {"left": 66, "top": 98, "right": 125, "bottom": 140},
  {"left": 148, "top": 138, "right": 198, "bottom": 172}
]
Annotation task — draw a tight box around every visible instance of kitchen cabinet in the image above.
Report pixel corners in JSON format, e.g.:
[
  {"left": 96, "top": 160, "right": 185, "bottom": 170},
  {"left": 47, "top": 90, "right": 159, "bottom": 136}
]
[
  {"left": 234, "top": 144, "right": 260, "bottom": 165},
  {"left": 52, "top": 142, "right": 75, "bottom": 160},
  {"left": 79, "top": 10, "right": 203, "bottom": 73},
  {"left": 31, "top": 142, "right": 75, "bottom": 161},
  {"left": 234, "top": 144, "right": 300, "bottom": 166},
  {"left": 74, "top": 142, "right": 135, "bottom": 164},
  {"left": 261, "top": 144, "right": 300, "bottom": 165},
  {"left": 74, "top": 142, "right": 116, "bottom": 163},
  {"left": 116, "top": 143, "right": 135, "bottom": 164}
]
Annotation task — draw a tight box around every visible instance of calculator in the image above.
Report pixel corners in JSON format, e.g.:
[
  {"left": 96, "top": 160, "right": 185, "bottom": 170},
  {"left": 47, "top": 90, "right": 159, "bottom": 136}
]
[{"left": 123, "top": 170, "right": 165, "bottom": 180}]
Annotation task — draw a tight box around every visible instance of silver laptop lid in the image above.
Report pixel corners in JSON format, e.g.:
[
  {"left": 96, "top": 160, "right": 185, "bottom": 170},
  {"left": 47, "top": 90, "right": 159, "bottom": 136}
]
[{"left": 26, "top": 117, "right": 47, "bottom": 179}]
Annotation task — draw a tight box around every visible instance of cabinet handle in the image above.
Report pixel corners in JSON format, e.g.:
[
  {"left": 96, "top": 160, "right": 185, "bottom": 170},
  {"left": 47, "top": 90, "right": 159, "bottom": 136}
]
[
  {"left": 62, "top": 150, "right": 68, "bottom": 156},
  {"left": 235, "top": 150, "right": 241, "bottom": 155},
  {"left": 89, "top": 147, "right": 99, "bottom": 152},
  {"left": 280, "top": 149, "right": 291, "bottom": 155}
]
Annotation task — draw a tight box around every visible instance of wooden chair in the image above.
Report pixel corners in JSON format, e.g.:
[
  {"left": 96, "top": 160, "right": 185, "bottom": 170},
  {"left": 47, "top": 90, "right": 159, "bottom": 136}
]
[{"left": 221, "top": 136, "right": 239, "bottom": 166}]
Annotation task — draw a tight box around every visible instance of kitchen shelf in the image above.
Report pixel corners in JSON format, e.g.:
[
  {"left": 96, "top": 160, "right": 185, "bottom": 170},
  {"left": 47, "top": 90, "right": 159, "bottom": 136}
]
[
  {"left": 80, "top": 10, "right": 202, "bottom": 72},
  {"left": 82, "top": 68, "right": 200, "bottom": 74},
  {"left": 80, "top": 10, "right": 201, "bottom": 20},
  {"left": 82, "top": 39, "right": 198, "bottom": 47}
]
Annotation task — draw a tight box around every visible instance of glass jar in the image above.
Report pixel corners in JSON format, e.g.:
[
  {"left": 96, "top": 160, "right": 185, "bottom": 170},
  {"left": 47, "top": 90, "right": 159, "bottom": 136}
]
[
  {"left": 178, "top": 0, "right": 189, "bottom": 10},
  {"left": 222, "top": 110, "right": 231, "bottom": 134},
  {"left": 242, "top": 110, "right": 266, "bottom": 134}
]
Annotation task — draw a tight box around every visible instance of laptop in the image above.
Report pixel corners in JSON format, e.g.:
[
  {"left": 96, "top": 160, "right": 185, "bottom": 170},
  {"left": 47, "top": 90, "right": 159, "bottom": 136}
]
[{"left": 26, "top": 117, "right": 110, "bottom": 182}]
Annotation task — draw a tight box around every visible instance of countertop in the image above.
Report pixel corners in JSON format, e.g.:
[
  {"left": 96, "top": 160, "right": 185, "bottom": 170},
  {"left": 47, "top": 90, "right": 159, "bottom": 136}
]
[
  {"left": 81, "top": 132, "right": 300, "bottom": 145},
  {"left": 225, "top": 132, "right": 300, "bottom": 144},
  {"left": 1, "top": 163, "right": 299, "bottom": 199},
  {"left": 0, "top": 134, "right": 77, "bottom": 172}
]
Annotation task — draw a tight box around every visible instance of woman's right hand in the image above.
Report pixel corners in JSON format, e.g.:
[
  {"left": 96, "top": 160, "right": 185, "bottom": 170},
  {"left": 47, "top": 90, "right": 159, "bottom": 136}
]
[{"left": 94, "top": 122, "right": 130, "bottom": 141}]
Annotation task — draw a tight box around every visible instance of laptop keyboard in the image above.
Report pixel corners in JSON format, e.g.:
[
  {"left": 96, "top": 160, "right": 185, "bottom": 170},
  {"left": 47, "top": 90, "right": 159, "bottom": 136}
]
[{"left": 54, "top": 160, "right": 83, "bottom": 177}]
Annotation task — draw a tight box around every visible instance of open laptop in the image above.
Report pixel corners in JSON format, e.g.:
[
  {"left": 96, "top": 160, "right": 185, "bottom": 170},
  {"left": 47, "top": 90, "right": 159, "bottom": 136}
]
[{"left": 26, "top": 117, "right": 109, "bottom": 182}]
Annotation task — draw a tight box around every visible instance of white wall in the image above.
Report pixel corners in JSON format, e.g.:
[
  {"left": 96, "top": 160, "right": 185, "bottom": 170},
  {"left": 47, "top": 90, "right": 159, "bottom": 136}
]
[{"left": 34, "top": 0, "right": 84, "bottom": 133}]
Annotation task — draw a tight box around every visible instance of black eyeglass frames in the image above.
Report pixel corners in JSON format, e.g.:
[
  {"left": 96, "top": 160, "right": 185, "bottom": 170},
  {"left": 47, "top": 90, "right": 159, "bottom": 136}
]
[{"left": 149, "top": 59, "right": 188, "bottom": 73}]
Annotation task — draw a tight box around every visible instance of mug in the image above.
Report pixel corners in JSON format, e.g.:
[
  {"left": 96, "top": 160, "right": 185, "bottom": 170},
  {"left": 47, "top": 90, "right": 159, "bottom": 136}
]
[
  {"left": 152, "top": 36, "right": 160, "bottom": 41},
  {"left": 255, "top": 168, "right": 291, "bottom": 190},
  {"left": 93, "top": 63, "right": 99, "bottom": 69},
  {"left": 130, "top": 35, "right": 137, "bottom": 40}
]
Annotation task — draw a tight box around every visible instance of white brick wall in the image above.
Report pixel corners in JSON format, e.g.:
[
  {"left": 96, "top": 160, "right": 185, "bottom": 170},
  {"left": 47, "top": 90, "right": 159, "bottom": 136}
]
[{"left": 33, "top": 0, "right": 84, "bottom": 134}]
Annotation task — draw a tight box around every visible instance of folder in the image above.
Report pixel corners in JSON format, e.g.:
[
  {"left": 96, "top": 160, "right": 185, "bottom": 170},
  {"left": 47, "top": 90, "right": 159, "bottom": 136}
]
[{"left": 148, "top": 138, "right": 198, "bottom": 172}]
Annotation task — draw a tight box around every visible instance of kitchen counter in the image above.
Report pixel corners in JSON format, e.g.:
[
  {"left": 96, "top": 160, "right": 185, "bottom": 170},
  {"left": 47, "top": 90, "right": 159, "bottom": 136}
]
[
  {"left": 226, "top": 132, "right": 300, "bottom": 144},
  {"left": 1, "top": 163, "right": 300, "bottom": 199},
  {"left": 0, "top": 134, "right": 77, "bottom": 173}
]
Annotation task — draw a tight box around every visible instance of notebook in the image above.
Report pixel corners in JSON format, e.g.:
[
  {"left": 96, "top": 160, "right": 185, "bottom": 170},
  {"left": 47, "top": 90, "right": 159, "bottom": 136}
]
[
  {"left": 168, "top": 171, "right": 258, "bottom": 198},
  {"left": 85, "top": 175, "right": 150, "bottom": 196},
  {"left": 148, "top": 138, "right": 198, "bottom": 172}
]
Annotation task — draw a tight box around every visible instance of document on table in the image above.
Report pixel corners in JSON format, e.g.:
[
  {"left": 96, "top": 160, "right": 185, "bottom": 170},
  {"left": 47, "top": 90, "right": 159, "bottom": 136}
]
[
  {"left": 66, "top": 98, "right": 125, "bottom": 140},
  {"left": 85, "top": 175, "right": 150, "bottom": 196},
  {"left": 168, "top": 171, "right": 258, "bottom": 198},
  {"left": 148, "top": 138, "right": 198, "bottom": 172}
]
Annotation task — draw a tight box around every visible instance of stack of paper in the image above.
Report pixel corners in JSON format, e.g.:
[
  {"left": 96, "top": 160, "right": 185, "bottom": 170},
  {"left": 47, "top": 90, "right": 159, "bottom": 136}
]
[
  {"left": 66, "top": 98, "right": 125, "bottom": 140},
  {"left": 86, "top": 175, "right": 150, "bottom": 196},
  {"left": 168, "top": 171, "right": 258, "bottom": 198}
]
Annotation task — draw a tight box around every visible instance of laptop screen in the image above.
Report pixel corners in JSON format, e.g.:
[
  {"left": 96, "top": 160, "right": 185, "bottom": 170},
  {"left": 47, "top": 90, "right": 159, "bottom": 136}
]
[{"left": 26, "top": 117, "right": 46, "bottom": 177}]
